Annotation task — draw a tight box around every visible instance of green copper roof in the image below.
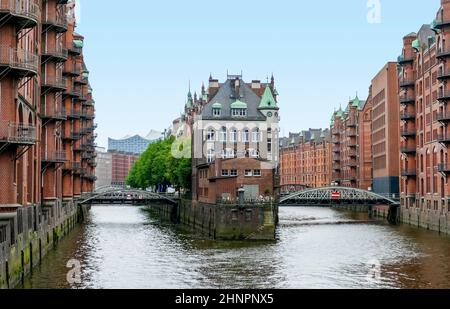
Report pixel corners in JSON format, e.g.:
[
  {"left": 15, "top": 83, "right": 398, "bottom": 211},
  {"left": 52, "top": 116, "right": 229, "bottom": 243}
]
[
  {"left": 412, "top": 39, "right": 420, "bottom": 51},
  {"left": 352, "top": 95, "right": 360, "bottom": 108},
  {"left": 82, "top": 71, "right": 89, "bottom": 78},
  {"left": 320, "top": 132, "right": 325, "bottom": 138},
  {"left": 335, "top": 108, "right": 343, "bottom": 118},
  {"left": 258, "top": 86, "right": 278, "bottom": 110},
  {"left": 73, "top": 39, "right": 84, "bottom": 48},
  {"left": 310, "top": 133, "right": 316, "bottom": 141},
  {"left": 231, "top": 100, "right": 248, "bottom": 109},
  {"left": 212, "top": 102, "right": 222, "bottom": 109},
  {"left": 431, "top": 19, "right": 440, "bottom": 33},
  {"left": 186, "top": 91, "right": 193, "bottom": 109}
]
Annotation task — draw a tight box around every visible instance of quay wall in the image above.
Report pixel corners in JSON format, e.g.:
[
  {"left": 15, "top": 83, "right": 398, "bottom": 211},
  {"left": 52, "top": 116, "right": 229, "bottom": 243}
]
[
  {"left": 147, "top": 200, "right": 278, "bottom": 241},
  {"left": 0, "top": 201, "right": 89, "bottom": 289}
]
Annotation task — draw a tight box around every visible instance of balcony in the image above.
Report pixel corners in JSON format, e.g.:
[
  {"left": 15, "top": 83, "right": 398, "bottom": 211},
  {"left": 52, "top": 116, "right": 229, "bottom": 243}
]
[
  {"left": 83, "top": 99, "right": 95, "bottom": 107},
  {"left": 437, "top": 134, "right": 450, "bottom": 144},
  {"left": 41, "top": 76, "right": 66, "bottom": 92},
  {"left": 343, "top": 174, "right": 357, "bottom": 182},
  {"left": 42, "top": 151, "right": 67, "bottom": 163},
  {"left": 347, "top": 129, "right": 357, "bottom": 137},
  {"left": 438, "top": 163, "right": 450, "bottom": 175},
  {"left": 332, "top": 129, "right": 340, "bottom": 136},
  {"left": 81, "top": 112, "right": 95, "bottom": 120},
  {"left": 400, "top": 111, "right": 415, "bottom": 121},
  {"left": 82, "top": 173, "right": 97, "bottom": 181},
  {"left": 399, "top": 95, "right": 415, "bottom": 105},
  {"left": 332, "top": 155, "right": 340, "bottom": 162},
  {"left": 348, "top": 150, "right": 357, "bottom": 157},
  {"left": 63, "top": 162, "right": 81, "bottom": 172},
  {"left": 332, "top": 138, "right": 340, "bottom": 144},
  {"left": 401, "top": 169, "right": 417, "bottom": 177},
  {"left": 437, "top": 69, "right": 450, "bottom": 81},
  {"left": 68, "top": 43, "right": 82, "bottom": 55},
  {"left": 0, "top": 121, "right": 36, "bottom": 145},
  {"left": 67, "top": 109, "right": 81, "bottom": 119},
  {"left": 346, "top": 160, "right": 358, "bottom": 168},
  {"left": 42, "top": 13, "right": 67, "bottom": 33},
  {"left": 437, "top": 90, "right": 450, "bottom": 102},
  {"left": 64, "top": 86, "right": 81, "bottom": 98},
  {"left": 397, "top": 55, "right": 414, "bottom": 65},
  {"left": 348, "top": 141, "right": 357, "bottom": 148},
  {"left": 40, "top": 106, "right": 66, "bottom": 121},
  {"left": 0, "top": 0, "right": 40, "bottom": 28},
  {"left": 0, "top": 46, "right": 39, "bottom": 77},
  {"left": 437, "top": 47, "right": 450, "bottom": 59},
  {"left": 63, "top": 65, "right": 81, "bottom": 77},
  {"left": 41, "top": 46, "right": 68, "bottom": 62},
  {"left": 400, "top": 129, "right": 416, "bottom": 138},
  {"left": 332, "top": 163, "right": 341, "bottom": 171},
  {"left": 437, "top": 112, "right": 450, "bottom": 123},
  {"left": 74, "top": 76, "right": 88, "bottom": 85},
  {"left": 346, "top": 119, "right": 357, "bottom": 128},
  {"left": 400, "top": 146, "right": 416, "bottom": 154},
  {"left": 62, "top": 132, "right": 81, "bottom": 141},
  {"left": 76, "top": 92, "right": 87, "bottom": 102},
  {"left": 399, "top": 78, "right": 415, "bottom": 88}
]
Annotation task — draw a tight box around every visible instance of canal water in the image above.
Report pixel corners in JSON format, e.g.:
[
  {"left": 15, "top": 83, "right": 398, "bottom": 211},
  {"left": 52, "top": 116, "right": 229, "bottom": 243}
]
[{"left": 20, "top": 205, "right": 450, "bottom": 289}]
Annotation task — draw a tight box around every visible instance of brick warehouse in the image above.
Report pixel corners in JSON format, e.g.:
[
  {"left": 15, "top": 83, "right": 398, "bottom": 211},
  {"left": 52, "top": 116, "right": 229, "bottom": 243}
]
[
  {"left": 398, "top": 0, "right": 450, "bottom": 233},
  {"left": 279, "top": 129, "right": 332, "bottom": 192},
  {"left": 0, "top": 0, "right": 96, "bottom": 288}
]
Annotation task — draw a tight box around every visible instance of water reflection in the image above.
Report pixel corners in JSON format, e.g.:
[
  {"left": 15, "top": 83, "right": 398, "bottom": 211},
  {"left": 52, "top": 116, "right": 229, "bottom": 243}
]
[{"left": 21, "top": 205, "right": 450, "bottom": 289}]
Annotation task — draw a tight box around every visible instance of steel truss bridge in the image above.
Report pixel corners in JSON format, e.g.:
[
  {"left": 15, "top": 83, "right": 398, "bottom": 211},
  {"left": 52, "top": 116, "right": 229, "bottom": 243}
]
[
  {"left": 79, "top": 187, "right": 179, "bottom": 205},
  {"left": 280, "top": 187, "right": 400, "bottom": 224}
]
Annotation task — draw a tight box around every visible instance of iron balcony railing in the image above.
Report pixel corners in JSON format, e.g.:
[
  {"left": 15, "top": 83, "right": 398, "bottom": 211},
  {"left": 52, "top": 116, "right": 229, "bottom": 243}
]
[
  {"left": 400, "top": 146, "right": 416, "bottom": 154},
  {"left": 437, "top": 134, "right": 450, "bottom": 143},
  {"left": 42, "top": 46, "right": 68, "bottom": 61},
  {"left": 348, "top": 129, "right": 357, "bottom": 137},
  {"left": 0, "top": 121, "right": 37, "bottom": 144},
  {"left": 437, "top": 68, "right": 450, "bottom": 81},
  {"left": 68, "top": 43, "right": 82, "bottom": 55},
  {"left": 67, "top": 109, "right": 81, "bottom": 118},
  {"left": 400, "top": 111, "right": 416, "bottom": 121},
  {"left": 346, "top": 160, "right": 358, "bottom": 167},
  {"left": 62, "top": 132, "right": 81, "bottom": 141},
  {"left": 41, "top": 75, "right": 66, "bottom": 90},
  {"left": 42, "top": 12, "right": 67, "bottom": 31},
  {"left": 437, "top": 112, "right": 450, "bottom": 122},
  {"left": 64, "top": 65, "right": 81, "bottom": 76},
  {"left": 437, "top": 47, "right": 450, "bottom": 59},
  {"left": 397, "top": 54, "right": 414, "bottom": 65},
  {"left": 400, "top": 129, "right": 416, "bottom": 137},
  {"left": 346, "top": 119, "right": 357, "bottom": 127},
  {"left": 401, "top": 169, "right": 417, "bottom": 177},
  {"left": 0, "top": 45, "right": 39, "bottom": 75},
  {"left": 40, "top": 106, "right": 66, "bottom": 120},
  {"left": 0, "top": 0, "right": 40, "bottom": 25},
  {"left": 438, "top": 163, "right": 450, "bottom": 174},
  {"left": 348, "top": 150, "right": 357, "bottom": 157},
  {"left": 42, "top": 151, "right": 67, "bottom": 163},
  {"left": 437, "top": 90, "right": 450, "bottom": 101},
  {"left": 84, "top": 99, "right": 95, "bottom": 106},
  {"left": 399, "top": 77, "right": 415, "bottom": 88},
  {"left": 399, "top": 95, "right": 415, "bottom": 105}
]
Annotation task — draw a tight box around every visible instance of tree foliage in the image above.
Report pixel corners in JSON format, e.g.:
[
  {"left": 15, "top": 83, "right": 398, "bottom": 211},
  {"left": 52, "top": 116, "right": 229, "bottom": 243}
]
[{"left": 126, "top": 137, "right": 192, "bottom": 191}]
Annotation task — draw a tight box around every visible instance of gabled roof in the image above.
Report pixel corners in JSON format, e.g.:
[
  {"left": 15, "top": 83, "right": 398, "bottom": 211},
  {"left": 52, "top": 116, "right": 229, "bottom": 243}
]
[{"left": 258, "top": 86, "right": 279, "bottom": 110}]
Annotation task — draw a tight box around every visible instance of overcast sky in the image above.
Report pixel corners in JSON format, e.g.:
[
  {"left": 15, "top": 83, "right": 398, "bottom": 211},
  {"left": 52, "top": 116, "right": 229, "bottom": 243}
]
[{"left": 75, "top": 0, "right": 439, "bottom": 148}]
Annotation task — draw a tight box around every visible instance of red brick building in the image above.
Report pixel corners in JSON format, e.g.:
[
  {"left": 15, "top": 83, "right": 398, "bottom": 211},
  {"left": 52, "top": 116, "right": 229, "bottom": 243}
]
[
  {"left": 280, "top": 129, "right": 332, "bottom": 192},
  {"left": 398, "top": 0, "right": 450, "bottom": 233},
  {"left": 110, "top": 151, "right": 139, "bottom": 186},
  {"left": 0, "top": 0, "right": 95, "bottom": 221}
]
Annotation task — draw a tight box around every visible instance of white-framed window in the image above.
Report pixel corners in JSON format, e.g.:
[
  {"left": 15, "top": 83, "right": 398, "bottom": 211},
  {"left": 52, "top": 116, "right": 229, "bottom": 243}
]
[
  {"left": 230, "top": 169, "right": 238, "bottom": 176},
  {"left": 222, "top": 170, "right": 230, "bottom": 176},
  {"left": 213, "top": 108, "right": 221, "bottom": 117},
  {"left": 253, "top": 170, "right": 261, "bottom": 177},
  {"left": 206, "top": 129, "right": 215, "bottom": 141},
  {"left": 232, "top": 108, "right": 247, "bottom": 117},
  {"left": 207, "top": 149, "right": 215, "bottom": 163},
  {"left": 230, "top": 129, "right": 237, "bottom": 143},
  {"left": 222, "top": 148, "right": 235, "bottom": 159},
  {"left": 220, "top": 129, "right": 227, "bottom": 142},
  {"left": 268, "top": 138, "right": 272, "bottom": 153},
  {"left": 249, "top": 149, "right": 260, "bottom": 158},
  {"left": 252, "top": 129, "right": 261, "bottom": 142},
  {"left": 245, "top": 170, "right": 253, "bottom": 177},
  {"left": 242, "top": 130, "right": 250, "bottom": 142}
]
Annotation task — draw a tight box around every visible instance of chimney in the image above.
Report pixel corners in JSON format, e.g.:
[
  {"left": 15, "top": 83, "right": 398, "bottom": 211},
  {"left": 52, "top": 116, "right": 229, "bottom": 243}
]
[
  {"left": 234, "top": 77, "right": 240, "bottom": 99},
  {"left": 251, "top": 80, "right": 261, "bottom": 89}
]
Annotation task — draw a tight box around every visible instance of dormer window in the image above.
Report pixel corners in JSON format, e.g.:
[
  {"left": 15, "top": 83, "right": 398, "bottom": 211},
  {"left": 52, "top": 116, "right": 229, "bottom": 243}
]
[
  {"left": 230, "top": 100, "right": 248, "bottom": 118},
  {"left": 212, "top": 102, "right": 222, "bottom": 117},
  {"left": 232, "top": 108, "right": 247, "bottom": 117}
]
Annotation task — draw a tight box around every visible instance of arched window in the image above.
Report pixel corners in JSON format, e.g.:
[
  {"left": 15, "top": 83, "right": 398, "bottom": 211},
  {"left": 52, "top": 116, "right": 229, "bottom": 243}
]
[
  {"left": 242, "top": 129, "right": 250, "bottom": 142},
  {"left": 206, "top": 128, "right": 215, "bottom": 141},
  {"left": 220, "top": 127, "right": 227, "bottom": 142},
  {"left": 252, "top": 128, "right": 261, "bottom": 142},
  {"left": 230, "top": 128, "right": 237, "bottom": 143}
]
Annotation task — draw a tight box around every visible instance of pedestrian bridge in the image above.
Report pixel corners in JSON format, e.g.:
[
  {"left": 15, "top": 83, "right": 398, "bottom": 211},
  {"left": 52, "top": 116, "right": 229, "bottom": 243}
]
[
  {"left": 79, "top": 187, "right": 179, "bottom": 205},
  {"left": 279, "top": 187, "right": 400, "bottom": 224},
  {"left": 280, "top": 186, "right": 399, "bottom": 206}
]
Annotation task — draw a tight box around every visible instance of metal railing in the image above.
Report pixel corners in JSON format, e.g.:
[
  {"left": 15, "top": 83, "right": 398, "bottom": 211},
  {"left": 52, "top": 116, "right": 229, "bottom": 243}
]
[
  {"left": 438, "top": 163, "right": 450, "bottom": 173},
  {"left": 399, "top": 77, "right": 415, "bottom": 87},
  {"left": 401, "top": 169, "right": 417, "bottom": 177},
  {"left": 41, "top": 75, "right": 66, "bottom": 89},
  {"left": 437, "top": 134, "right": 450, "bottom": 143},
  {"left": 0, "top": 121, "right": 36, "bottom": 144},
  {"left": 399, "top": 95, "right": 415, "bottom": 104},
  {"left": 42, "top": 46, "right": 68, "bottom": 59},
  {"left": 42, "top": 151, "right": 66, "bottom": 162},
  {"left": 400, "top": 111, "right": 415, "bottom": 120},
  {"left": 401, "top": 129, "right": 416, "bottom": 137},
  {"left": 0, "top": 45, "right": 39, "bottom": 73},
  {"left": 40, "top": 106, "right": 66, "bottom": 119},
  {"left": 437, "top": 112, "right": 450, "bottom": 122},
  {"left": 42, "top": 12, "right": 67, "bottom": 30},
  {"left": 438, "top": 90, "right": 450, "bottom": 100},
  {"left": 0, "top": 0, "right": 40, "bottom": 22},
  {"left": 437, "top": 47, "right": 450, "bottom": 58},
  {"left": 400, "top": 146, "right": 416, "bottom": 154}
]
